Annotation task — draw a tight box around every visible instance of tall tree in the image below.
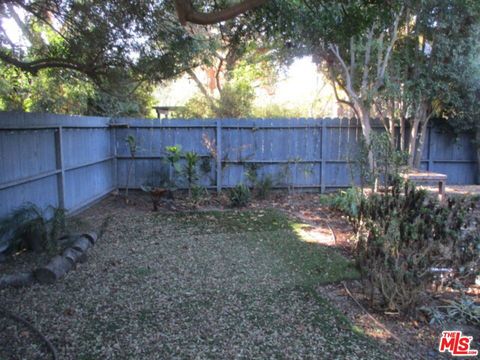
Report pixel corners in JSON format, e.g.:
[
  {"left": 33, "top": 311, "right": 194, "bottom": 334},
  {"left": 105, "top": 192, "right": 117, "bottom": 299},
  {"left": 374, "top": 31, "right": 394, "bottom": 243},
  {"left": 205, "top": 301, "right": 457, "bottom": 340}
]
[{"left": 381, "top": 0, "right": 480, "bottom": 167}]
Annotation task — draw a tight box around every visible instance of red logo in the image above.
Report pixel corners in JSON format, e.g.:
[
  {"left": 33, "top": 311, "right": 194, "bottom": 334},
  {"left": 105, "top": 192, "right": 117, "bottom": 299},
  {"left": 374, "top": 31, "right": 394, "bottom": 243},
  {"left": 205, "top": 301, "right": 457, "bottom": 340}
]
[{"left": 439, "top": 331, "right": 478, "bottom": 357}]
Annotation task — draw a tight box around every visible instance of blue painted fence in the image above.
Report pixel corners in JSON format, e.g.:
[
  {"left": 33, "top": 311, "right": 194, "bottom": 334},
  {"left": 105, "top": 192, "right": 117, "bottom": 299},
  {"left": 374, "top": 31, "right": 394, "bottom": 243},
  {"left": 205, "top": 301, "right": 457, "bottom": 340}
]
[
  {"left": 0, "top": 112, "right": 115, "bottom": 218},
  {"left": 0, "top": 112, "right": 477, "bottom": 217}
]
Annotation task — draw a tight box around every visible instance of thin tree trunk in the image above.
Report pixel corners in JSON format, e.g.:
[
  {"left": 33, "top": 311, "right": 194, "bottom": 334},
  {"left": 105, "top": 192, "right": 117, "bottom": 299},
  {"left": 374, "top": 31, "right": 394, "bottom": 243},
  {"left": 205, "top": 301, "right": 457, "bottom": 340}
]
[
  {"left": 400, "top": 117, "right": 405, "bottom": 152},
  {"left": 476, "top": 128, "right": 480, "bottom": 184},
  {"left": 414, "top": 120, "right": 429, "bottom": 169},
  {"left": 408, "top": 117, "right": 420, "bottom": 168},
  {"left": 389, "top": 119, "right": 396, "bottom": 148},
  {"left": 359, "top": 105, "right": 375, "bottom": 173}
]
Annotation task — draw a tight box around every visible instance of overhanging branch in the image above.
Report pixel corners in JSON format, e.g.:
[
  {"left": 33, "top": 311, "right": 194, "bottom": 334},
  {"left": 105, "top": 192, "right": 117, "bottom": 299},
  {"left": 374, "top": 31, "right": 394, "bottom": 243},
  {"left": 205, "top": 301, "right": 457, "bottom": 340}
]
[
  {"left": 0, "top": 49, "right": 99, "bottom": 79},
  {"left": 174, "top": 0, "right": 268, "bottom": 25}
]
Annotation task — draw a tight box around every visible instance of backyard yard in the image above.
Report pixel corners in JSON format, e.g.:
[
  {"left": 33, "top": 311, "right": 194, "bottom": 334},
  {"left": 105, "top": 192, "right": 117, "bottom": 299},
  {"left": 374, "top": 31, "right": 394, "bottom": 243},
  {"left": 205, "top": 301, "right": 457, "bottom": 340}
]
[
  {"left": 3, "top": 189, "right": 474, "bottom": 359},
  {"left": 2, "top": 0, "right": 480, "bottom": 358},
  {"left": 0, "top": 195, "right": 403, "bottom": 359}
]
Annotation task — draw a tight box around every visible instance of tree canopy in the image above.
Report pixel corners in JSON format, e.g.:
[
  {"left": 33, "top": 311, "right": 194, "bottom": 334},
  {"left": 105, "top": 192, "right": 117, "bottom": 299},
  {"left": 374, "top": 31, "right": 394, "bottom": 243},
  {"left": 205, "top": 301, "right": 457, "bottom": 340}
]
[{"left": 1, "top": 0, "right": 480, "bottom": 173}]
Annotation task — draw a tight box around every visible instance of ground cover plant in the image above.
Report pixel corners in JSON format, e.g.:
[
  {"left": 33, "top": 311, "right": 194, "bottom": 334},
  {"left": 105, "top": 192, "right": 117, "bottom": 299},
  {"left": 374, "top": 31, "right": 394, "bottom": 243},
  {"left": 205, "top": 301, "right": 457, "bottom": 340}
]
[{"left": 0, "top": 201, "right": 395, "bottom": 359}]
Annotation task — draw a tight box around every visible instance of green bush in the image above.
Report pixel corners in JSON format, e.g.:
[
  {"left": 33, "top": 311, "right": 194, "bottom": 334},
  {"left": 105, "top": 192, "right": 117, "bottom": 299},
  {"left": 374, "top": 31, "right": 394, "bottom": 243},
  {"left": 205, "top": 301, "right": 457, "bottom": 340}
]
[
  {"left": 173, "top": 80, "right": 255, "bottom": 119},
  {"left": 323, "top": 187, "right": 364, "bottom": 219},
  {"left": 229, "top": 184, "right": 251, "bottom": 207},
  {"left": 190, "top": 185, "right": 210, "bottom": 206},
  {"left": 343, "top": 180, "right": 478, "bottom": 315},
  {"left": 183, "top": 151, "right": 199, "bottom": 194},
  {"left": 254, "top": 175, "right": 274, "bottom": 199},
  {"left": 244, "top": 163, "right": 274, "bottom": 199},
  {"left": 0, "top": 203, "right": 70, "bottom": 254}
]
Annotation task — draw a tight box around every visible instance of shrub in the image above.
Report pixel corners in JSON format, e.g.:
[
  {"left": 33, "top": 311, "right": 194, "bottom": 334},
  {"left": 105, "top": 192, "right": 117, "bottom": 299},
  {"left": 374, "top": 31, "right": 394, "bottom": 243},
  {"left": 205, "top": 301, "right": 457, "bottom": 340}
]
[
  {"left": 190, "top": 185, "right": 210, "bottom": 206},
  {"left": 164, "top": 145, "right": 182, "bottom": 188},
  {"left": 255, "top": 175, "right": 274, "bottom": 199},
  {"left": 0, "top": 203, "right": 70, "bottom": 254},
  {"left": 346, "top": 179, "right": 478, "bottom": 315},
  {"left": 323, "top": 187, "right": 364, "bottom": 220},
  {"left": 183, "top": 151, "right": 199, "bottom": 194},
  {"left": 229, "top": 184, "right": 251, "bottom": 207},
  {"left": 421, "top": 296, "right": 480, "bottom": 326},
  {"left": 245, "top": 163, "right": 274, "bottom": 199}
]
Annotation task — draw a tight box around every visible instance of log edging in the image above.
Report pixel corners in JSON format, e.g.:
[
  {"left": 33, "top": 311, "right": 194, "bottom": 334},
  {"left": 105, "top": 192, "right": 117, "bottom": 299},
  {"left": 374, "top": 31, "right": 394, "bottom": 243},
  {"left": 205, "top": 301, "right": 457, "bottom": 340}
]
[{"left": 0, "top": 232, "right": 97, "bottom": 289}]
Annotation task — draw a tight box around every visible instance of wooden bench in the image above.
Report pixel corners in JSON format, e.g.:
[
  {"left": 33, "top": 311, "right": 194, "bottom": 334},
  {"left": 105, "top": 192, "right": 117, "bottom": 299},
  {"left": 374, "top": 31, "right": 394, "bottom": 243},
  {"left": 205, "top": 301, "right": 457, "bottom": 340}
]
[{"left": 401, "top": 170, "right": 447, "bottom": 200}]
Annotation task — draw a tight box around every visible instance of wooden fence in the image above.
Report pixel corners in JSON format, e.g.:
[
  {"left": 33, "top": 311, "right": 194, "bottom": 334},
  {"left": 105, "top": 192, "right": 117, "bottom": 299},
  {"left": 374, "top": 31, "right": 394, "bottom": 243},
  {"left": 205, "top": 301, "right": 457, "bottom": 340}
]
[
  {"left": 0, "top": 112, "right": 477, "bottom": 217},
  {"left": 0, "top": 112, "right": 115, "bottom": 218}
]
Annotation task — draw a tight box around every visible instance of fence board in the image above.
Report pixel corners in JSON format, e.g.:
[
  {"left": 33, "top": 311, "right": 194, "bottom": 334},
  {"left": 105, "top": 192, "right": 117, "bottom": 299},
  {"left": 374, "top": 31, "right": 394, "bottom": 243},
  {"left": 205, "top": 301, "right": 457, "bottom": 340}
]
[
  {"left": 1, "top": 112, "right": 478, "bottom": 219},
  {"left": 0, "top": 112, "right": 115, "bottom": 217}
]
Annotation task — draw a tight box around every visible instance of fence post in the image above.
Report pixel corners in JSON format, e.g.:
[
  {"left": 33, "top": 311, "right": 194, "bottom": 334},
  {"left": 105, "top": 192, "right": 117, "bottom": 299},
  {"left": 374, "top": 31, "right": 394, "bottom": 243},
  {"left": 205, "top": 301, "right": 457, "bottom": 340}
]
[
  {"left": 111, "top": 123, "right": 118, "bottom": 191},
  {"left": 428, "top": 126, "right": 434, "bottom": 171},
  {"left": 320, "top": 120, "right": 326, "bottom": 193},
  {"left": 216, "top": 120, "right": 222, "bottom": 192},
  {"left": 54, "top": 126, "right": 66, "bottom": 208}
]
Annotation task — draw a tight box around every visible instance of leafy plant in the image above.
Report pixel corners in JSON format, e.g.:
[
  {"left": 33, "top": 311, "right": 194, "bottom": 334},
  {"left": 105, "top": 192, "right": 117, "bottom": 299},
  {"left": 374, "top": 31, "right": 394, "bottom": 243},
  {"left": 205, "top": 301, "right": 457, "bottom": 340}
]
[
  {"left": 183, "top": 151, "right": 199, "bottom": 195},
  {"left": 0, "top": 203, "right": 72, "bottom": 254},
  {"left": 254, "top": 175, "right": 274, "bottom": 199},
  {"left": 341, "top": 179, "right": 478, "bottom": 315},
  {"left": 190, "top": 185, "right": 210, "bottom": 206},
  {"left": 164, "top": 145, "right": 182, "bottom": 188},
  {"left": 324, "top": 187, "right": 364, "bottom": 219},
  {"left": 245, "top": 163, "right": 260, "bottom": 185},
  {"left": 244, "top": 163, "right": 274, "bottom": 199},
  {"left": 229, "top": 184, "right": 251, "bottom": 207},
  {"left": 200, "top": 157, "right": 212, "bottom": 175},
  {"left": 124, "top": 135, "right": 137, "bottom": 203},
  {"left": 351, "top": 132, "right": 408, "bottom": 192},
  {"left": 421, "top": 296, "right": 480, "bottom": 326},
  {"left": 441, "top": 297, "right": 480, "bottom": 326}
]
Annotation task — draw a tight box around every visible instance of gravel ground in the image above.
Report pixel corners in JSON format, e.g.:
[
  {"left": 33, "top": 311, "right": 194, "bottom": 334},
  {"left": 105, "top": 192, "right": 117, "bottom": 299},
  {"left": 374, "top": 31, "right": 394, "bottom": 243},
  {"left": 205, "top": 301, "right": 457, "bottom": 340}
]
[{"left": 1, "top": 203, "right": 390, "bottom": 359}]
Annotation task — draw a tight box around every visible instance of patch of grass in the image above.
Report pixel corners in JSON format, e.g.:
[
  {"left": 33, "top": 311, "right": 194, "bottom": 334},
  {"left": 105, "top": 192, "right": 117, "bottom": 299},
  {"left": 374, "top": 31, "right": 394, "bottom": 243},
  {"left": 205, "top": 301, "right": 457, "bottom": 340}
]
[
  {"left": 157, "top": 209, "right": 291, "bottom": 234},
  {"left": 1, "top": 207, "right": 389, "bottom": 359},
  {"left": 131, "top": 266, "right": 155, "bottom": 277},
  {"left": 169, "top": 209, "right": 359, "bottom": 285}
]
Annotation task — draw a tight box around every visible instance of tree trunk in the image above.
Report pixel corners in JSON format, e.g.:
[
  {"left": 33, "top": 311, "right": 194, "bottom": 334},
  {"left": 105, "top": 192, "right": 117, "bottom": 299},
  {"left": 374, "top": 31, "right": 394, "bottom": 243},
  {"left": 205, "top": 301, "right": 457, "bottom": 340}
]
[
  {"left": 400, "top": 117, "right": 405, "bottom": 152},
  {"left": 414, "top": 120, "right": 429, "bottom": 169},
  {"left": 359, "top": 105, "right": 374, "bottom": 170},
  {"left": 408, "top": 117, "right": 420, "bottom": 168},
  {"left": 35, "top": 255, "right": 73, "bottom": 284},
  {"left": 408, "top": 102, "right": 430, "bottom": 169},
  {"left": 62, "top": 247, "right": 87, "bottom": 264},
  {"left": 0, "top": 272, "right": 34, "bottom": 289},
  {"left": 476, "top": 128, "right": 480, "bottom": 184},
  {"left": 71, "top": 236, "right": 93, "bottom": 253},
  {"left": 34, "top": 233, "right": 96, "bottom": 284}
]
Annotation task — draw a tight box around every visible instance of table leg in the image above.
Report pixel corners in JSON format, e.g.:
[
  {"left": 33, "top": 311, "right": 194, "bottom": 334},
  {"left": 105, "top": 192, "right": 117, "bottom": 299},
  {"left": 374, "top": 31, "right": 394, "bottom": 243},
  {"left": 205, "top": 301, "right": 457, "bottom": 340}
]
[{"left": 438, "top": 181, "right": 445, "bottom": 201}]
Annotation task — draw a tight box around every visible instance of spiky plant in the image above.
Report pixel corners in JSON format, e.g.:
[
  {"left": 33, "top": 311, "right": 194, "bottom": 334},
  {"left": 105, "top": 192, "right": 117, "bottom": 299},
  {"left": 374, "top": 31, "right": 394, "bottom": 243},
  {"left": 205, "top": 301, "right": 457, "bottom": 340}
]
[
  {"left": 0, "top": 203, "right": 83, "bottom": 255},
  {"left": 183, "top": 151, "right": 199, "bottom": 195}
]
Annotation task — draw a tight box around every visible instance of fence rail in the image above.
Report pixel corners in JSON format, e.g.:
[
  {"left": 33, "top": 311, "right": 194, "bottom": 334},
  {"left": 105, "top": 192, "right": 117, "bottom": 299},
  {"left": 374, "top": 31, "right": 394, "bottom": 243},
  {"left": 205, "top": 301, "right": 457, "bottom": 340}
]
[{"left": 0, "top": 112, "right": 477, "bottom": 218}]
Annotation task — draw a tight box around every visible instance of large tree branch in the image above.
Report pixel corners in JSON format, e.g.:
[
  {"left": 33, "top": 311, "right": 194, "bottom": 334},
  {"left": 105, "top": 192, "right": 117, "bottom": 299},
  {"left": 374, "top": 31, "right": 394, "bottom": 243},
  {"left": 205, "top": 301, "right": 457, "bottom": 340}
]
[
  {"left": 185, "top": 68, "right": 219, "bottom": 111},
  {"left": 377, "top": 6, "right": 403, "bottom": 82},
  {"left": 328, "top": 65, "right": 361, "bottom": 120},
  {"left": 360, "top": 26, "right": 374, "bottom": 96},
  {"left": 215, "top": 56, "right": 224, "bottom": 93},
  {"left": 349, "top": 36, "right": 355, "bottom": 80},
  {"left": 328, "top": 43, "right": 359, "bottom": 104},
  {"left": 174, "top": 0, "right": 268, "bottom": 25},
  {"left": 0, "top": 49, "right": 99, "bottom": 78}
]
